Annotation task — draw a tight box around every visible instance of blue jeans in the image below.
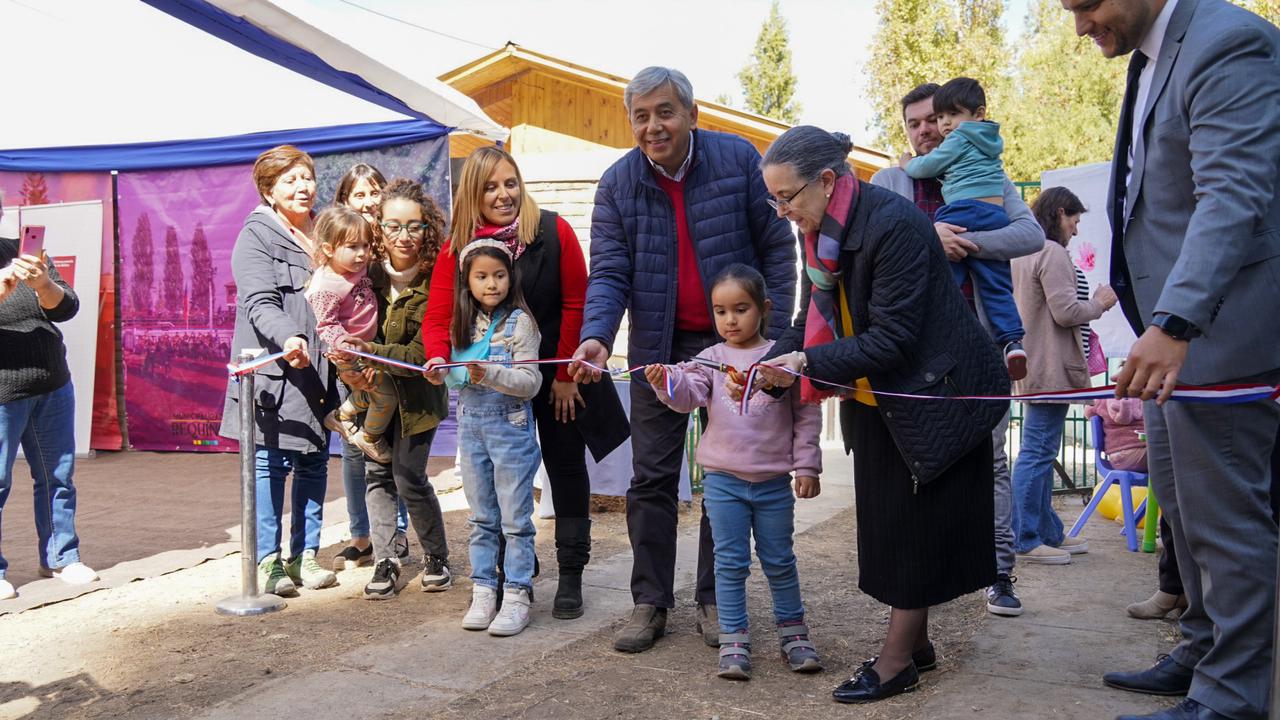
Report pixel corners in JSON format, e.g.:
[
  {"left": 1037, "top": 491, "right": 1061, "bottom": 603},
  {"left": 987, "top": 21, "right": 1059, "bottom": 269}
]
[
  {"left": 458, "top": 385, "right": 540, "bottom": 592},
  {"left": 937, "top": 199, "right": 1023, "bottom": 345},
  {"left": 254, "top": 446, "right": 328, "bottom": 562},
  {"left": 0, "top": 382, "right": 82, "bottom": 578},
  {"left": 702, "top": 472, "right": 805, "bottom": 633},
  {"left": 341, "top": 439, "right": 406, "bottom": 539},
  {"left": 1012, "top": 403, "right": 1069, "bottom": 553}
]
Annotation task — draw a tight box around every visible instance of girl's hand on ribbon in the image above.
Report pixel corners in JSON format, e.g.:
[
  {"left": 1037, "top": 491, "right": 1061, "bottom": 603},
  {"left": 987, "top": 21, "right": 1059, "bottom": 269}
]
[
  {"left": 643, "top": 364, "right": 667, "bottom": 387},
  {"left": 467, "top": 363, "right": 487, "bottom": 384},
  {"left": 757, "top": 352, "right": 805, "bottom": 389},
  {"left": 338, "top": 367, "right": 371, "bottom": 391},
  {"left": 794, "top": 476, "right": 821, "bottom": 499},
  {"left": 422, "top": 357, "right": 447, "bottom": 385},
  {"left": 550, "top": 379, "right": 585, "bottom": 423},
  {"left": 282, "top": 336, "right": 311, "bottom": 369},
  {"left": 724, "top": 371, "right": 747, "bottom": 402}
]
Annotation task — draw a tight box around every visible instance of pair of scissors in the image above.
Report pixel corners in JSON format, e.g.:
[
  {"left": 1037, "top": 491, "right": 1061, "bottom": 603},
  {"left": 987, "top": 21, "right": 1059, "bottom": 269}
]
[{"left": 688, "top": 357, "right": 746, "bottom": 385}]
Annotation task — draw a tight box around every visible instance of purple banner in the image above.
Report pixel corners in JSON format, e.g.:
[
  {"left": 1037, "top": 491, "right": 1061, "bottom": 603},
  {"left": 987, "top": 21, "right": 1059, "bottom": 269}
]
[{"left": 118, "top": 137, "right": 452, "bottom": 452}]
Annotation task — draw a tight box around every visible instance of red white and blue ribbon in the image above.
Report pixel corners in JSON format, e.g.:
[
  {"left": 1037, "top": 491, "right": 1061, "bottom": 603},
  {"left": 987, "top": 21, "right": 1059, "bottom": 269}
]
[
  {"left": 228, "top": 349, "right": 1280, "bottom": 411},
  {"left": 738, "top": 362, "right": 1280, "bottom": 415}
]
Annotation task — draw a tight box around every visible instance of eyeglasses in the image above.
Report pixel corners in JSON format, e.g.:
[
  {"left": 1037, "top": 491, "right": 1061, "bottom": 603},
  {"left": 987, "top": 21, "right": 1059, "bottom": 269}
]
[
  {"left": 766, "top": 180, "right": 811, "bottom": 212},
  {"left": 381, "top": 222, "right": 426, "bottom": 237}
]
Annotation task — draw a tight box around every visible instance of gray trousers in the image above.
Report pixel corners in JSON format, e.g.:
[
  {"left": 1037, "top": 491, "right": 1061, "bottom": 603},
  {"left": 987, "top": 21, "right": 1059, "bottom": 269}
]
[
  {"left": 366, "top": 416, "right": 448, "bottom": 562},
  {"left": 992, "top": 410, "right": 1016, "bottom": 576},
  {"left": 1150, "top": 369, "right": 1280, "bottom": 719}
]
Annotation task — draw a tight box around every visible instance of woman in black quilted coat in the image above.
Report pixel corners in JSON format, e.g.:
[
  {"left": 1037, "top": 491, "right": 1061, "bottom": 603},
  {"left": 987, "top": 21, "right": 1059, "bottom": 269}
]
[{"left": 753, "top": 126, "right": 1010, "bottom": 704}]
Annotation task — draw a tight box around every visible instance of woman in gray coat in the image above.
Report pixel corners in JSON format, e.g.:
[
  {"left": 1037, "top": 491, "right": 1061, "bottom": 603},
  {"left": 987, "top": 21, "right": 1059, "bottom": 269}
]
[{"left": 220, "top": 145, "right": 338, "bottom": 597}]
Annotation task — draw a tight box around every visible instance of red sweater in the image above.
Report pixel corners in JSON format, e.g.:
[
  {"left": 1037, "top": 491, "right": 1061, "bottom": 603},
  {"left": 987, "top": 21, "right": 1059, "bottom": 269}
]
[
  {"left": 422, "top": 215, "right": 586, "bottom": 383},
  {"left": 653, "top": 173, "right": 712, "bottom": 332}
]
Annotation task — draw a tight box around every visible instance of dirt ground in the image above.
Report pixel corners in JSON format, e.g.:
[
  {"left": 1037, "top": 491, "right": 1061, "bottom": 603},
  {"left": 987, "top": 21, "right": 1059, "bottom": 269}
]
[{"left": 0, "top": 501, "right": 991, "bottom": 720}]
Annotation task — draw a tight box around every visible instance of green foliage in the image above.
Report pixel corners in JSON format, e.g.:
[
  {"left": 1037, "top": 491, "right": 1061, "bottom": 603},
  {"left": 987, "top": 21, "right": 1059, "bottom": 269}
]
[
  {"left": 866, "top": 0, "right": 1009, "bottom": 154},
  {"left": 736, "top": 1, "right": 802, "bottom": 124},
  {"left": 1000, "top": 0, "right": 1126, "bottom": 181},
  {"left": 1231, "top": 0, "right": 1279, "bottom": 24}
]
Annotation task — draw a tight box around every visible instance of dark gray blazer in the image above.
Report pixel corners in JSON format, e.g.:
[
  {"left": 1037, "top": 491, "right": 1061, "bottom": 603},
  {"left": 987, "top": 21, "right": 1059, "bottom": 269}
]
[
  {"left": 219, "top": 206, "right": 336, "bottom": 453},
  {"left": 1109, "top": 0, "right": 1280, "bottom": 383}
]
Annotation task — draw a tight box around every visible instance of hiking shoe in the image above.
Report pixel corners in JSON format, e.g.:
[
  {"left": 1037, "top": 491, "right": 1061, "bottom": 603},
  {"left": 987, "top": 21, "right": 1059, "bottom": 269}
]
[
  {"left": 286, "top": 550, "right": 336, "bottom": 590},
  {"left": 613, "top": 604, "right": 667, "bottom": 653},
  {"left": 323, "top": 410, "right": 356, "bottom": 440},
  {"left": 488, "top": 587, "right": 533, "bottom": 636},
  {"left": 462, "top": 585, "right": 499, "bottom": 630},
  {"left": 420, "top": 555, "right": 452, "bottom": 592},
  {"left": 333, "top": 543, "right": 373, "bottom": 572},
  {"left": 778, "top": 621, "right": 823, "bottom": 673},
  {"left": 1017, "top": 544, "right": 1070, "bottom": 565},
  {"left": 364, "top": 558, "right": 401, "bottom": 600},
  {"left": 257, "top": 555, "right": 298, "bottom": 597},
  {"left": 718, "top": 632, "right": 752, "bottom": 680},
  {"left": 1057, "top": 535, "right": 1089, "bottom": 555},
  {"left": 0, "top": 577, "right": 15, "bottom": 600},
  {"left": 987, "top": 574, "right": 1024, "bottom": 617},
  {"left": 39, "top": 562, "right": 99, "bottom": 585},
  {"left": 1004, "top": 341, "right": 1028, "bottom": 381},
  {"left": 351, "top": 431, "right": 391, "bottom": 464},
  {"left": 695, "top": 603, "right": 720, "bottom": 647}
]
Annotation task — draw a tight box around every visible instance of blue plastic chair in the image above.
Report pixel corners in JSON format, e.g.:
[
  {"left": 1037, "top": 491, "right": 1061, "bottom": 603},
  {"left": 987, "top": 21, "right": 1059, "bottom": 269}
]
[{"left": 1067, "top": 416, "right": 1149, "bottom": 552}]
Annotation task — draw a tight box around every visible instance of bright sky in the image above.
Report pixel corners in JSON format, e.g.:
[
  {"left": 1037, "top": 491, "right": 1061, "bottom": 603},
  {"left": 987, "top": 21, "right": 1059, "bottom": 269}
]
[{"left": 277, "top": 0, "right": 1035, "bottom": 155}]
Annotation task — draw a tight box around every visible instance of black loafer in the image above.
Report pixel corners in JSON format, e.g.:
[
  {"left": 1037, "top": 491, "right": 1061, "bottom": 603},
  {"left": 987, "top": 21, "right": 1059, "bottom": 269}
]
[
  {"left": 863, "top": 643, "right": 937, "bottom": 673},
  {"left": 1104, "top": 655, "right": 1193, "bottom": 696},
  {"left": 832, "top": 662, "right": 919, "bottom": 704}
]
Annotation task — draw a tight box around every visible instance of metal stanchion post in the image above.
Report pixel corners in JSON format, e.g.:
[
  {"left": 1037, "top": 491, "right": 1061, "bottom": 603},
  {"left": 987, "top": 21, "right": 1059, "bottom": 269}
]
[{"left": 216, "top": 351, "right": 286, "bottom": 617}]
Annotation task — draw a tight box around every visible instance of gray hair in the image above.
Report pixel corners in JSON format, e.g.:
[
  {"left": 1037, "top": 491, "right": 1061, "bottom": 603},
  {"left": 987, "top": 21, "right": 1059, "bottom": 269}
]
[
  {"left": 761, "top": 126, "right": 854, "bottom": 181},
  {"left": 624, "top": 66, "right": 695, "bottom": 113}
]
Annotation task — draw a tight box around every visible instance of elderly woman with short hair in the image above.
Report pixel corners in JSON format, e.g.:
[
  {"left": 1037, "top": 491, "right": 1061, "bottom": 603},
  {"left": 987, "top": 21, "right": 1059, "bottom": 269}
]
[
  {"left": 220, "top": 144, "right": 338, "bottom": 597},
  {"left": 751, "top": 126, "right": 1010, "bottom": 703}
]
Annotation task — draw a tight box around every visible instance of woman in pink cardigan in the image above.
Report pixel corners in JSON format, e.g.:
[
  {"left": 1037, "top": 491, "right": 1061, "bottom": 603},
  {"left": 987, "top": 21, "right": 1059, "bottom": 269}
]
[{"left": 1010, "top": 187, "right": 1117, "bottom": 565}]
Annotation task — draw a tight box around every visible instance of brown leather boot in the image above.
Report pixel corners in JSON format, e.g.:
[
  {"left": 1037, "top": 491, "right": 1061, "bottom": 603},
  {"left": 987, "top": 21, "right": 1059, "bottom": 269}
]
[{"left": 613, "top": 604, "right": 667, "bottom": 653}]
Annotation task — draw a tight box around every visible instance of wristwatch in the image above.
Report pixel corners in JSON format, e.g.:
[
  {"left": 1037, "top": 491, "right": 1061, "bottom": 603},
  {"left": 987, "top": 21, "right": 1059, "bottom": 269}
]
[{"left": 1150, "top": 313, "right": 1201, "bottom": 341}]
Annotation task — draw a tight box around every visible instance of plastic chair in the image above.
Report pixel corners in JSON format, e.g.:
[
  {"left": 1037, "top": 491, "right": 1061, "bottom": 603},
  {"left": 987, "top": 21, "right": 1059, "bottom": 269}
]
[{"left": 1067, "top": 416, "right": 1149, "bottom": 552}]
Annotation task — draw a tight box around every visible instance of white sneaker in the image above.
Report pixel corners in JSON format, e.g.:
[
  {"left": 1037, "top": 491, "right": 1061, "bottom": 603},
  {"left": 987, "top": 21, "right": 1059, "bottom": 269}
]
[
  {"left": 1058, "top": 535, "right": 1089, "bottom": 555},
  {"left": 0, "top": 577, "right": 15, "bottom": 600},
  {"left": 39, "top": 562, "right": 99, "bottom": 584},
  {"left": 487, "top": 587, "right": 532, "bottom": 637},
  {"left": 1017, "top": 544, "right": 1071, "bottom": 565},
  {"left": 461, "top": 585, "right": 499, "bottom": 630}
]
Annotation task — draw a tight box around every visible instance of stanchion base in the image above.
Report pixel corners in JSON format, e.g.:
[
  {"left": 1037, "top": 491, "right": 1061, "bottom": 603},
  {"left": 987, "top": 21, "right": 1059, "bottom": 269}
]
[{"left": 215, "top": 593, "right": 286, "bottom": 616}]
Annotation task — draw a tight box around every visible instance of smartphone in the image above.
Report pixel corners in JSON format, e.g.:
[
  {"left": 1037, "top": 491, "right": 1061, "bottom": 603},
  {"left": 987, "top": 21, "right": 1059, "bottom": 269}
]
[{"left": 20, "top": 225, "right": 45, "bottom": 258}]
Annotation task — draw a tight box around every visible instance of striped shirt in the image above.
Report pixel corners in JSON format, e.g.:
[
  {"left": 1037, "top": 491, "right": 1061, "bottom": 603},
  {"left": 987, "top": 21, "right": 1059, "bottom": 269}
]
[{"left": 1074, "top": 266, "right": 1091, "bottom": 359}]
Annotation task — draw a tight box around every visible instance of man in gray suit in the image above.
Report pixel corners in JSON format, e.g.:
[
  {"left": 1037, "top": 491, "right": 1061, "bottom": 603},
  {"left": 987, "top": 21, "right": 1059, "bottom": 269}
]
[{"left": 1063, "top": 0, "right": 1280, "bottom": 718}]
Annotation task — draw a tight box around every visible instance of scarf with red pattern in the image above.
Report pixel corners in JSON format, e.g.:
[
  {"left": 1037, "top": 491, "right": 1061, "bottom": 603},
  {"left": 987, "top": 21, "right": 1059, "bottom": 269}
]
[
  {"left": 474, "top": 220, "right": 524, "bottom": 262},
  {"left": 800, "top": 173, "right": 858, "bottom": 403}
]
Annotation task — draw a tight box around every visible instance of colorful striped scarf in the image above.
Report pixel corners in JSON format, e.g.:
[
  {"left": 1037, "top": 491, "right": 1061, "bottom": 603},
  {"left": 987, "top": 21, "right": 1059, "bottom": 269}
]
[{"left": 800, "top": 173, "right": 858, "bottom": 403}]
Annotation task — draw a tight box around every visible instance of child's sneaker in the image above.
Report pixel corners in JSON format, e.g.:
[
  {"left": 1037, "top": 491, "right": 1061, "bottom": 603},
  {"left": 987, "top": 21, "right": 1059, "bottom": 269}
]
[
  {"left": 323, "top": 410, "right": 356, "bottom": 440},
  {"left": 1004, "top": 341, "right": 1028, "bottom": 381},
  {"left": 462, "top": 585, "right": 499, "bottom": 630},
  {"left": 420, "top": 555, "right": 452, "bottom": 592},
  {"left": 39, "top": 562, "right": 99, "bottom": 585},
  {"left": 351, "top": 431, "right": 392, "bottom": 464},
  {"left": 257, "top": 555, "right": 298, "bottom": 597},
  {"left": 488, "top": 587, "right": 532, "bottom": 636},
  {"left": 364, "top": 558, "right": 401, "bottom": 600},
  {"left": 286, "top": 550, "right": 336, "bottom": 590},
  {"left": 778, "top": 621, "right": 823, "bottom": 673},
  {"left": 717, "top": 632, "right": 752, "bottom": 680},
  {"left": 0, "top": 577, "right": 15, "bottom": 600}
]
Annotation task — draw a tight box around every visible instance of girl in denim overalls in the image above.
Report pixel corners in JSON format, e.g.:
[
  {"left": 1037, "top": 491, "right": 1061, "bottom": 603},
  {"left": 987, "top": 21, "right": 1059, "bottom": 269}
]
[{"left": 428, "top": 239, "right": 542, "bottom": 636}]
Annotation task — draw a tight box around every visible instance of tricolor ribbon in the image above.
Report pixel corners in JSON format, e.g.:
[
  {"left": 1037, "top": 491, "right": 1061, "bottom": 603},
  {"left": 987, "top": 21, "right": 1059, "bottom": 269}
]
[
  {"left": 226, "top": 351, "right": 291, "bottom": 377},
  {"left": 739, "top": 362, "right": 1280, "bottom": 415}
]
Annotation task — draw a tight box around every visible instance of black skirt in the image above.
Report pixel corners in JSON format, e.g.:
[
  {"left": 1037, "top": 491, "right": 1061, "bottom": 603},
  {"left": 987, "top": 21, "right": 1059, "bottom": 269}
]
[{"left": 848, "top": 401, "right": 996, "bottom": 609}]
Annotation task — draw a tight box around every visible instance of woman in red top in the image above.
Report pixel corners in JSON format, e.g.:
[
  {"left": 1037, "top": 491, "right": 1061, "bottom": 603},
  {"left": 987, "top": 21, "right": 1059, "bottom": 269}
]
[{"left": 423, "top": 147, "right": 628, "bottom": 619}]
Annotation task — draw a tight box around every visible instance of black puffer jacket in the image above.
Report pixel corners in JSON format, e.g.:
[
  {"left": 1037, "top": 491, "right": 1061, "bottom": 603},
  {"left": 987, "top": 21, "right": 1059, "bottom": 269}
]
[{"left": 770, "top": 181, "right": 1010, "bottom": 486}]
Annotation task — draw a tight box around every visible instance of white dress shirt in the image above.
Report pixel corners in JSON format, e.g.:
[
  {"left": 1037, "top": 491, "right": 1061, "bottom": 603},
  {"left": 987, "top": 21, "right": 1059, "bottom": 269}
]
[{"left": 1127, "top": 0, "right": 1179, "bottom": 187}]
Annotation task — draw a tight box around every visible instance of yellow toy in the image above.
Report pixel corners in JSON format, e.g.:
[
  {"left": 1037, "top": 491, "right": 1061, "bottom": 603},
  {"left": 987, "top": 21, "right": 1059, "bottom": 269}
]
[{"left": 1093, "top": 484, "right": 1147, "bottom": 529}]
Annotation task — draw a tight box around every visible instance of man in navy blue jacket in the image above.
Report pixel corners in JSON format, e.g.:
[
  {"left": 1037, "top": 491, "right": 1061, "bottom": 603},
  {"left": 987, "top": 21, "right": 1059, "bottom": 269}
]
[{"left": 572, "top": 66, "right": 796, "bottom": 653}]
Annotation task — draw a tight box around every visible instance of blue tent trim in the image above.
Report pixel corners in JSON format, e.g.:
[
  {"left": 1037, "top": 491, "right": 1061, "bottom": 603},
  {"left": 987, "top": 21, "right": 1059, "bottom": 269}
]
[
  {"left": 141, "top": 0, "right": 432, "bottom": 126},
  {"left": 0, "top": 119, "right": 449, "bottom": 172}
]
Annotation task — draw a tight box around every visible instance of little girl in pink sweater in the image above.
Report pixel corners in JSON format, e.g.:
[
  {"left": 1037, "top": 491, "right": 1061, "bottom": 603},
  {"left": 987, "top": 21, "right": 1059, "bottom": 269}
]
[
  {"left": 306, "top": 206, "right": 396, "bottom": 463},
  {"left": 644, "top": 264, "right": 824, "bottom": 682}
]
